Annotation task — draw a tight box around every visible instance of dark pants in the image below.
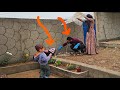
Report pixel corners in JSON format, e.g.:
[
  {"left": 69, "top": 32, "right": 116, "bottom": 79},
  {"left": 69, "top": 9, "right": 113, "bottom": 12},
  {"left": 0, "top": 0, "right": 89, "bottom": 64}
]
[
  {"left": 40, "top": 64, "right": 50, "bottom": 78},
  {"left": 70, "top": 44, "right": 86, "bottom": 53}
]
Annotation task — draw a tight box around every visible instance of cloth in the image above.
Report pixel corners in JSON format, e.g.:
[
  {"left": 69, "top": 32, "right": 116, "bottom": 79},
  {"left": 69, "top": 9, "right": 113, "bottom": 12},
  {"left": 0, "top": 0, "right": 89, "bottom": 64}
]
[
  {"left": 40, "top": 64, "right": 50, "bottom": 78},
  {"left": 63, "top": 38, "right": 83, "bottom": 47},
  {"left": 58, "top": 45, "right": 63, "bottom": 51},
  {"left": 85, "top": 19, "right": 97, "bottom": 54},
  {"left": 34, "top": 52, "right": 51, "bottom": 65},
  {"left": 73, "top": 43, "right": 80, "bottom": 49}
]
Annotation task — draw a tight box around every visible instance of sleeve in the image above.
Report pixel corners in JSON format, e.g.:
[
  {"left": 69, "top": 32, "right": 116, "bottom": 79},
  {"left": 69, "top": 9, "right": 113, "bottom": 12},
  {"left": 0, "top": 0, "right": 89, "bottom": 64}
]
[
  {"left": 40, "top": 53, "right": 52, "bottom": 62},
  {"left": 63, "top": 42, "right": 68, "bottom": 47},
  {"left": 74, "top": 38, "right": 83, "bottom": 44},
  {"left": 33, "top": 55, "right": 39, "bottom": 62}
]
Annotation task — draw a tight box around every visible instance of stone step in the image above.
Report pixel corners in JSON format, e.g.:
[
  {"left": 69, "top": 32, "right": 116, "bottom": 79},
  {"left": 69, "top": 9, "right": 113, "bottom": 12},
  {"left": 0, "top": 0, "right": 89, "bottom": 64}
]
[{"left": 99, "top": 40, "right": 120, "bottom": 48}]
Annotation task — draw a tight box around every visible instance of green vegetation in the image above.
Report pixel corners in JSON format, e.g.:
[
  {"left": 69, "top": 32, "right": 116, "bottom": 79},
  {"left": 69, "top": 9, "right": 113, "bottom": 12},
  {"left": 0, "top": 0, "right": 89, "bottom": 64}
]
[
  {"left": 66, "top": 63, "right": 76, "bottom": 70},
  {"left": 54, "top": 60, "right": 62, "bottom": 66},
  {"left": 48, "top": 59, "right": 56, "bottom": 64}
]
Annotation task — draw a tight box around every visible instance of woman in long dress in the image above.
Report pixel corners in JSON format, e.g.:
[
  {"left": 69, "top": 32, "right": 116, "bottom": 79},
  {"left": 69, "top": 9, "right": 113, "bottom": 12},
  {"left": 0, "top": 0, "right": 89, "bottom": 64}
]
[{"left": 77, "top": 14, "right": 97, "bottom": 55}]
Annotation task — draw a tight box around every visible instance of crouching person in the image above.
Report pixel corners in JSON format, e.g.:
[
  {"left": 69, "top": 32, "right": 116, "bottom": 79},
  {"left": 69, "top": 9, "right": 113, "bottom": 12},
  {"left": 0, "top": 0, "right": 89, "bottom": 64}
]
[
  {"left": 33, "top": 44, "right": 55, "bottom": 78},
  {"left": 58, "top": 37, "right": 86, "bottom": 54}
]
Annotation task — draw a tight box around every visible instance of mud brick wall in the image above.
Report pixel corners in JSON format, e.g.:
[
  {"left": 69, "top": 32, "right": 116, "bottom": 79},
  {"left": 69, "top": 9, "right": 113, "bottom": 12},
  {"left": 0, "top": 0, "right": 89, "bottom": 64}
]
[
  {"left": 0, "top": 18, "right": 83, "bottom": 64},
  {"left": 96, "top": 12, "right": 120, "bottom": 41}
]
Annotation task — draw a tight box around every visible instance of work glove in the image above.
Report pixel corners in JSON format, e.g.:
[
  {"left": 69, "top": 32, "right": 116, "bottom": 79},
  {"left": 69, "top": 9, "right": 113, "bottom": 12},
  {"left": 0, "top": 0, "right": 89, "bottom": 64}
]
[
  {"left": 49, "top": 48, "right": 56, "bottom": 54},
  {"left": 58, "top": 45, "right": 63, "bottom": 51},
  {"left": 73, "top": 43, "right": 80, "bottom": 49}
]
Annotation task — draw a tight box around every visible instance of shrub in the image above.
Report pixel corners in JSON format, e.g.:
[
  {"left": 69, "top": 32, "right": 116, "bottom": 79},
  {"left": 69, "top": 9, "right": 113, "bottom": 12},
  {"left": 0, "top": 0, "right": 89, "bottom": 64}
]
[
  {"left": 21, "top": 53, "right": 29, "bottom": 63},
  {"left": 54, "top": 60, "right": 62, "bottom": 66},
  {"left": 66, "top": 63, "right": 76, "bottom": 70},
  {"left": 48, "top": 59, "right": 56, "bottom": 64},
  {"left": 0, "top": 52, "right": 12, "bottom": 67}
]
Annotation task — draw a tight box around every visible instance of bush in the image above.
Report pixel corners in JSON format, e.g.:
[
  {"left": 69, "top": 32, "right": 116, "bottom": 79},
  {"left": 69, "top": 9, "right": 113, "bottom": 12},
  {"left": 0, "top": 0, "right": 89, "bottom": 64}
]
[
  {"left": 66, "top": 63, "right": 76, "bottom": 70},
  {"left": 48, "top": 59, "right": 56, "bottom": 64},
  {"left": 21, "top": 53, "right": 29, "bottom": 63},
  {"left": 54, "top": 60, "right": 62, "bottom": 66},
  {"left": 0, "top": 52, "right": 12, "bottom": 66},
  {"left": 0, "top": 59, "right": 9, "bottom": 66}
]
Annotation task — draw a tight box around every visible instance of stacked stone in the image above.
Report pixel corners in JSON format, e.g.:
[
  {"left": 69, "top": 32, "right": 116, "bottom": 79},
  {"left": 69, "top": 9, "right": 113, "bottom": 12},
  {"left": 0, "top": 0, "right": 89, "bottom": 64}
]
[{"left": 0, "top": 18, "right": 83, "bottom": 64}]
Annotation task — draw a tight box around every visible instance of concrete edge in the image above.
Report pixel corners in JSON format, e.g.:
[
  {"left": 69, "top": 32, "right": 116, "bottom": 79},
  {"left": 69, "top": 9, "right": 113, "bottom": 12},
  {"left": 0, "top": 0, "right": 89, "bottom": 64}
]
[
  {"left": 0, "top": 61, "right": 88, "bottom": 78},
  {"left": 50, "top": 65, "right": 89, "bottom": 78},
  {"left": 0, "top": 62, "right": 40, "bottom": 75},
  {"left": 53, "top": 57, "right": 120, "bottom": 78}
]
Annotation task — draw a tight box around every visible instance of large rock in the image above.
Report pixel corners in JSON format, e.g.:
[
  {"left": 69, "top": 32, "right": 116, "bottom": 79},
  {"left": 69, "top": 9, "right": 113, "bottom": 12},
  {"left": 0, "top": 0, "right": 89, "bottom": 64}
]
[
  {"left": 28, "top": 23, "right": 37, "bottom": 31},
  {"left": 19, "top": 29, "right": 30, "bottom": 40},
  {"left": 33, "top": 38, "right": 43, "bottom": 47},
  {"left": 6, "top": 38, "right": 16, "bottom": 49},
  {"left": 13, "top": 32, "right": 21, "bottom": 42},
  {"left": 28, "top": 47, "right": 37, "bottom": 56},
  {"left": 4, "top": 28, "right": 15, "bottom": 38},
  {"left": 15, "top": 41, "right": 21, "bottom": 51},
  {"left": 0, "top": 35, "right": 7, "bottom": 45},
  {"left": 55, "top": 33, "right": 63, "bottom": 41},
  {"left": 13, "top": 21, "right": 21, "bottom": 32},
  {"left": 7, "top": 47, "right": 18, "bottom": 56},
  {"left": 21, "top": 22, "right": 29, "bottom": 29},
  {"left": 0, "top": 19, "right": 2, "bottom": 26},
  {"left": 3, "top": 19, "right": 14, "bottom": 29},
  {"left": 0, "top": 45, "right": 7, "bottom": 55},
  {"left": 50, "top": 24, "right": 61, "bottom": 33},
  {"left": 36, "top": 26, "right": 44, "bottom": 34},
  {"left": 23, "top": 49, "right": 30, "bottom": 55},
  {"left": 0, "top": 27, "right": 5, "bottom": 35},
  {"left": 43, "top": 22, "right": 52, "bottom": 31},
  {"left": 21, "top": 43, "right": 25, "bottom": 51},
  {"left": 24, "top": 39, "right": 34, "bottom": 49},
  {"left": 30, "top": 31, "right": 39, "bottom": 40},
  {"left": 39, "top": 33, "right": 48, "bottom": 40},
  {"left": 51, "top": 20, "right": 60, "bottom": 25},
  {"left": 14, "top": 51, "right": 23, "bottom": 60},
  {"left": 50, "top": 32, "right": 56, "bottom": 39}
]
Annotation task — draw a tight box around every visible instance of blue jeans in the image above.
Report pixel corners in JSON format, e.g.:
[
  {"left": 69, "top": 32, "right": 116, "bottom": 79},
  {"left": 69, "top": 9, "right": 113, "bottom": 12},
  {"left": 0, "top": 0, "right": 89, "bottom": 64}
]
[{"left": 40, "top": 64, "right": 50, "bottom": 78}]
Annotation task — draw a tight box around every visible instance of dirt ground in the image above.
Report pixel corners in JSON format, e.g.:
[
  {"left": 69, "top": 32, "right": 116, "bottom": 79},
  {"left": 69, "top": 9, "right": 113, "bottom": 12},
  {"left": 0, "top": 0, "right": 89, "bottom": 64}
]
[
  {"left": 7, "top": 69, "right": 61, "bottom": 78},
  {"left": 57, "top": 47, "right": 120, "bottom": 72}
]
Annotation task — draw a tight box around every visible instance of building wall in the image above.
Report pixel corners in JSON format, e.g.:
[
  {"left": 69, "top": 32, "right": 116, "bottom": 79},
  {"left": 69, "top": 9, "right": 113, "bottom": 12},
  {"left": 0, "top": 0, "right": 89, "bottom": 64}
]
[
  {"left": 0, "top": 18, "right": 83, "bottom": 64},
  {"left": 96, "top": 12, "right": 120, "bottom": 41}
]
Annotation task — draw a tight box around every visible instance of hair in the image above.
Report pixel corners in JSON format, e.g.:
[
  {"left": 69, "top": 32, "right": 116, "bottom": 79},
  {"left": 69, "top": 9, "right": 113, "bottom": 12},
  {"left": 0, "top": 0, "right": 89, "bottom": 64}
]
[
  {"left": 67, "top": 37, "right": 73, "bottom": 40},
  {"left": 85, "top": 14, "right": 93, "bottom": 32},
  {"left": 86, "top": 14, "right": 93, "bottom": 18},
  {"left": 35, "top": 44, "right": 43, "bottom": 51}
]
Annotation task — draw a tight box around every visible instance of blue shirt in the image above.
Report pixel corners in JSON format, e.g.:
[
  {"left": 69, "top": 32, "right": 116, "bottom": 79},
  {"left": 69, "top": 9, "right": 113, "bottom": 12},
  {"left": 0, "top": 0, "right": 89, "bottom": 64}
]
[{"left": 34, "top": 52, "right": 51, "bottom": 65}]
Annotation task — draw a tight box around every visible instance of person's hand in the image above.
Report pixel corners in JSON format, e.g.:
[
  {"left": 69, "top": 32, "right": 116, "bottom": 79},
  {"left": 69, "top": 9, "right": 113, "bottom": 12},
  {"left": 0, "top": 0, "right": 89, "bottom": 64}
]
[
  {"left": 58, "top": 45, "right": 63, "bottom": 51},
  {"left": 49, "top": 53, "right": 52, "bottom": 58},
  {"left": 34, "top": 52, "right": 40, "bottom": 58},
  {"left": 73, "top": 43, "right": 80, "bottom": 49}
]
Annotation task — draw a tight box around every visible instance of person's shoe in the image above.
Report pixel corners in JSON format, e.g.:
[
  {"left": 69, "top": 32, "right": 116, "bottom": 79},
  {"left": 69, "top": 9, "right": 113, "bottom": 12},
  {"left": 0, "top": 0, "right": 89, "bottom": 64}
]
[{"left": 44, "top": 76, "right": 48, "bottom": 78}]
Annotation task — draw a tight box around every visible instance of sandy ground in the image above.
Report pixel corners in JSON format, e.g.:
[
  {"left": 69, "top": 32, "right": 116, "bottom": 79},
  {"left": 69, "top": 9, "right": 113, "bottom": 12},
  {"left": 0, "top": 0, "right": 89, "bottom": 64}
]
[
  {"left": 7, "top": 69, "right": 61, "bottom": 78},
  {"left": 57, "top": 47, "right": 120, "bottom": 72}
]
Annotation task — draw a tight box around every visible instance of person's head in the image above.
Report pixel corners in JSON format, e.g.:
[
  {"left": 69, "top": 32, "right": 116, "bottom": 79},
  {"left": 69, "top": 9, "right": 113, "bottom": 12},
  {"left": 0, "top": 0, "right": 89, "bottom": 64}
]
[
  {"left": 67, "top": 37, "right": 73, "bottom": 42},
  {"left": 86, "top": 14, "right": 93, "bottom": 19},
  {"left": 35, "top": 44, "right": 44, "bottom": 52}
]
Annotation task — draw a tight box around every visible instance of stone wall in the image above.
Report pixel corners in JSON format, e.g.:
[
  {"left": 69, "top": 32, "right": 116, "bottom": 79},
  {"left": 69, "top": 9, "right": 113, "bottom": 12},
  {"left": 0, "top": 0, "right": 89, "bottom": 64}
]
[
  {"left": 96, "top": 12, "right": 120, "bottom": 41},
  {"left": 0, "top": 18, "right": 83, "bottom": 64}
]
